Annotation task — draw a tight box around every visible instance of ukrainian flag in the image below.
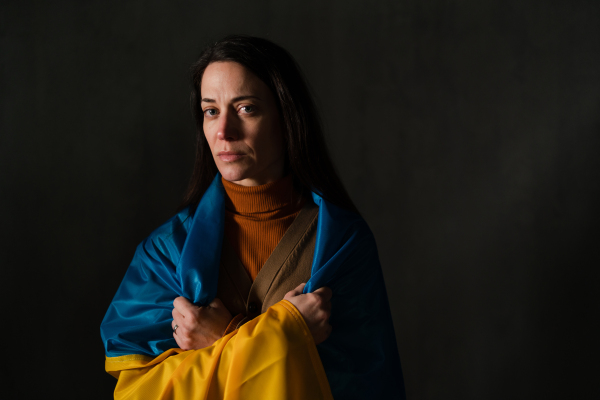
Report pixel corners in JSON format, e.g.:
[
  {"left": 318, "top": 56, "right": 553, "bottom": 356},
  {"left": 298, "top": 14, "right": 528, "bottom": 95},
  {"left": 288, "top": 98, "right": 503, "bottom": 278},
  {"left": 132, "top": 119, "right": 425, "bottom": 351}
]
[{"left": 101, "top": 175, "right": 405, "bottom": 399}]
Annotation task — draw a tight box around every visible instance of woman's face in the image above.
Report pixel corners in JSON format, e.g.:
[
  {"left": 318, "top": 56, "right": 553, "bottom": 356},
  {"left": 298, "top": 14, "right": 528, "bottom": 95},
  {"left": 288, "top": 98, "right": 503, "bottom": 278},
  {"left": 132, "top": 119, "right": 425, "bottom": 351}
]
[{"left": 200, "top": 61, "right": 285, "bottom": 187}]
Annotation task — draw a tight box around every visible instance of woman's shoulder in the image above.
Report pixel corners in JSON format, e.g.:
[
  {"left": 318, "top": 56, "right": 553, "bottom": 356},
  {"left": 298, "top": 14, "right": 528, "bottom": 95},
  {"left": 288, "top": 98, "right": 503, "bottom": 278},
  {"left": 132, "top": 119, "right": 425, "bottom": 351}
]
[
  {"left": 135, "top": 207, "right": 195, "bottom": 264},
  {"left": 313, "top": 193, "right": 373, "bottom": 240}
]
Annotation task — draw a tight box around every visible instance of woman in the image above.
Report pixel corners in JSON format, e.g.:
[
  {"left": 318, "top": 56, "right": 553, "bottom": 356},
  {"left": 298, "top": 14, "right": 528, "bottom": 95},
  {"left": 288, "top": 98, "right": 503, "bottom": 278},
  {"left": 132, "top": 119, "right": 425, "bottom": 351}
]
[{"left": 101, "top": 35, "right": 405, "bottom": 399}]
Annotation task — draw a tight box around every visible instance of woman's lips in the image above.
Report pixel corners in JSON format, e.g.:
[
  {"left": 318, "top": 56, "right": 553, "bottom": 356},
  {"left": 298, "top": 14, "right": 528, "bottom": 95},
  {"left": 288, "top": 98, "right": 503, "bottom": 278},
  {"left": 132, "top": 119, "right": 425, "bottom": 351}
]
[{"left": 218, "top": 152, "right": 245, "bottom": 162}]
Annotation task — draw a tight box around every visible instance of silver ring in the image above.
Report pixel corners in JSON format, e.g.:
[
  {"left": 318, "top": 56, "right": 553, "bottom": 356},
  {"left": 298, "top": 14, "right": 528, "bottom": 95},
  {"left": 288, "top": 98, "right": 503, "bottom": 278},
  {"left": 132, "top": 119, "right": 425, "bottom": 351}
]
[{"left": 173, "top": 324, "right": 179, "bottom": 334}]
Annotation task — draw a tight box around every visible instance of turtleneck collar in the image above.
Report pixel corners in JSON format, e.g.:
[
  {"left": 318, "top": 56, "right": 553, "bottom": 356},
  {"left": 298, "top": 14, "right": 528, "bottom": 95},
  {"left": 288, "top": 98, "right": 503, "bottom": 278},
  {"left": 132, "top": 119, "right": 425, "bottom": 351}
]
[{"left": 221, "top": 174, "right": 303, "bottom": 216}]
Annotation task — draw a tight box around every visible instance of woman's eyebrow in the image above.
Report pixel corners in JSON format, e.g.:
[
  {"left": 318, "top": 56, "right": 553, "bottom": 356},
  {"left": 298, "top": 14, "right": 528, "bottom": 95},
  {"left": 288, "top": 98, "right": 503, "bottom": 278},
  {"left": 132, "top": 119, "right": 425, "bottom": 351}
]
[{"left": 201, "top": 95, "right": 263, "bottom": 103}]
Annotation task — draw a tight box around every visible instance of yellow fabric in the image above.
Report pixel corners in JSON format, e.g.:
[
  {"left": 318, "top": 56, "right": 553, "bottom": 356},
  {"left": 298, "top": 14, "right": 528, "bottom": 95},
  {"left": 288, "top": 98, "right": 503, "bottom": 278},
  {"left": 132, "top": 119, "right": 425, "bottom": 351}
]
[{"left": 105, "top": 300, "right": 333, "bottom": 400}]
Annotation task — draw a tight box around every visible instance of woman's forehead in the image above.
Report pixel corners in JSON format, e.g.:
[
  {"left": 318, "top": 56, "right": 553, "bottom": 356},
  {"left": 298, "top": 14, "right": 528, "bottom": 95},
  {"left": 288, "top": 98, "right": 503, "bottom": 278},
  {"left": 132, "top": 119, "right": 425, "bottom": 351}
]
[{"left": 200, "top": 61, "right": 268, "bottom": 99}]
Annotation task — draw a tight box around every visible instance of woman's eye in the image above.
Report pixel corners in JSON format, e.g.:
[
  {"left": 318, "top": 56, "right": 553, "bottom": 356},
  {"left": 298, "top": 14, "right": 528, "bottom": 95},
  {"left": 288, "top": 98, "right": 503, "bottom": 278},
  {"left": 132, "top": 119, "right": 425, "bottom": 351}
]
[
  {"left": 204, "top": 109, "right": 217, "bottom": 117},
  {"left": 240, "top": 105, "right": 255, "bottom": 114}
]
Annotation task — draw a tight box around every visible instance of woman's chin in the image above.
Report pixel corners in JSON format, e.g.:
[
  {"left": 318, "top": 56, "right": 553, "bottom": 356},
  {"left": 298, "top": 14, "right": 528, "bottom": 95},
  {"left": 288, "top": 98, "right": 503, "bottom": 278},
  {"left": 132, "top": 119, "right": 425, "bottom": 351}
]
[
  {"left": 218, "top": 164, "right": 283, "bottom": 187},
  {"left": 219, "top": 169, "right": 251, "bottom": 184}
]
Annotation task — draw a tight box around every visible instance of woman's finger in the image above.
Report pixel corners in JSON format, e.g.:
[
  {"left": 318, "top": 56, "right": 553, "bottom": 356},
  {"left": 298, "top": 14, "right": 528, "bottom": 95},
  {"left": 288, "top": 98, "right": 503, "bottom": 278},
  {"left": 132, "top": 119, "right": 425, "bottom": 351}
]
[
  {"left": 173, "top": 296, "right": 195, "bottom": 316},
  {"left": 284, "top": 282, "right": 306, "bottom": 299},
  {"left": 172, "top": 307, "right": 185, "bottom": 322},
  {"left": 313, "top": 286, "right": 332, "bottom": 302},
  {"left": 314, "top": 322, "right": 333, "bottom": 345},
  {"left": 173, "top": 326, "right": 184, "bottom": 348},
  {"left": 322, "top": 300, "right": 332, "bottom": 314},
  {"left": 208, "top": 297, "right": 225, "bottom": 309},
  {"left": 292, "top": 282, "right": 307, "bottom": 294},
  {"left": 171, "top": 319, "right": 181, "bottom": 335}
]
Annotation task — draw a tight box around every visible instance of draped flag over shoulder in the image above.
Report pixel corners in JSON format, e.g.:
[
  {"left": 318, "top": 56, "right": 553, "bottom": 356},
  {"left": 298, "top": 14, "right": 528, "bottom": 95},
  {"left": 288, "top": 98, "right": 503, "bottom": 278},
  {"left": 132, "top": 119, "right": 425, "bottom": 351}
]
[{"left": 101, "top": 174, "right": 406, "bottom": 399}]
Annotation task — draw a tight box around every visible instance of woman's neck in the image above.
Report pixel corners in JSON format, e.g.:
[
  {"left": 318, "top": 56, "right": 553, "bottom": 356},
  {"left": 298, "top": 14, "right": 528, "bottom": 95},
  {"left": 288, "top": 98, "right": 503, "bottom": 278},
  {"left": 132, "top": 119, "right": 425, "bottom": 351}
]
[{"left": 221, "top": 174, "right": 301, "bottom": 216}]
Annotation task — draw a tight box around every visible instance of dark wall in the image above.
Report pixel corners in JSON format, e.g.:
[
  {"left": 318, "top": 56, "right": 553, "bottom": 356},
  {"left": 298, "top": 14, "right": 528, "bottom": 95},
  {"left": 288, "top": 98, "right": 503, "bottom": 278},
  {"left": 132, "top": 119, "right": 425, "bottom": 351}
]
[{"left": 1, "top": 1, "right": 598, "bottom": 399}]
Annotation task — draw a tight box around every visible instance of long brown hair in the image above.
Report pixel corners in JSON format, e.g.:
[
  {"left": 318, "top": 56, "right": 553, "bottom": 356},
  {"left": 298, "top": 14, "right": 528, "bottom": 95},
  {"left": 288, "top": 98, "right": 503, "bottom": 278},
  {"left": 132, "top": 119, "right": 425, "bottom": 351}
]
[{"left": 181, "top": 35, "right": 358, "bottom": 214}]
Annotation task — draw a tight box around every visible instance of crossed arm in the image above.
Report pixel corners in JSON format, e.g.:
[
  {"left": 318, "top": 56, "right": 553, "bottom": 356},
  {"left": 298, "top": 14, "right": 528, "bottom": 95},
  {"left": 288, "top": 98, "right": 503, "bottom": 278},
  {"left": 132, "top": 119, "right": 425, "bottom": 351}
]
[{"left": 170, "top": 282, "right": 333, "bottom": 350}]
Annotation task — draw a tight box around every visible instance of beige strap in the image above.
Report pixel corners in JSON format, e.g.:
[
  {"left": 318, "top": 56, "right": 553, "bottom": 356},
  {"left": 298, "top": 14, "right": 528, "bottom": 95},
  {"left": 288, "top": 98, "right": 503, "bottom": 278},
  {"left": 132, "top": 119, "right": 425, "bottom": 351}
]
[
  {"left": 216, "top": 200, "right": 319, "bottom": 326},
  {"left": 247, "top": 201, "right": 318, "bottom": 316}
]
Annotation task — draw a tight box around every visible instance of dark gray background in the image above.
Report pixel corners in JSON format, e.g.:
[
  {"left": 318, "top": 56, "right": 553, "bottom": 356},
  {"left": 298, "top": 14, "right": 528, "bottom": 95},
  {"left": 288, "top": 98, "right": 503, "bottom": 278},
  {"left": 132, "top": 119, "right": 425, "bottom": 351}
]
[{"left": 1, "top": 1, "right": 598, "bottom": 399}]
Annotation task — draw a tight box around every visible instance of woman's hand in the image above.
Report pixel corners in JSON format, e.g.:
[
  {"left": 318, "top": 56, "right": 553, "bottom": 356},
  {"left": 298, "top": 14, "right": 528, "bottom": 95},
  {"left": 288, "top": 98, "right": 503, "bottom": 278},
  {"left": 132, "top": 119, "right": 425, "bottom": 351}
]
[
  {"left": 284, "top": 283, "right": 332, "bottom": 345},
  {"left": 172, "top": 297, "right": 233, "bottom": 350}
]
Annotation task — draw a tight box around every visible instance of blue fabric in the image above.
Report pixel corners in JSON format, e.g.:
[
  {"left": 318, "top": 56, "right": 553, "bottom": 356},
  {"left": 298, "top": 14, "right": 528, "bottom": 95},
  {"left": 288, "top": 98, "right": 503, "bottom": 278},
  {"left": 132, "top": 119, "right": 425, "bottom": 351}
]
[{"left": 101, "top": 174, "right": 406, "bottom": 399}]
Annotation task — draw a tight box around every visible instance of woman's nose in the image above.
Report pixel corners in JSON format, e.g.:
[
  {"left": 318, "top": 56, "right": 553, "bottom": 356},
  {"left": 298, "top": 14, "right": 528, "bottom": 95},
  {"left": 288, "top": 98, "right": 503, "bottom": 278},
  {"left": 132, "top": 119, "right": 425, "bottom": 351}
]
[{"left": 216, "top": 110, "right": 239, "bottom": 141}]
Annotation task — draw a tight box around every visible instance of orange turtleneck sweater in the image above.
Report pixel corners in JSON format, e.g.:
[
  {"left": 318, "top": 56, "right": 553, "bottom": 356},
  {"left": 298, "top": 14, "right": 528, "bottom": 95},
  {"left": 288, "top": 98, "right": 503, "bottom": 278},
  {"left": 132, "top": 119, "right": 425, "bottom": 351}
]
[
  {"left": 221, "top": 175, "right": 305, "bottom": 335},
  {"left": 222, "top": 174, "right": 305, "bottom": 281}
]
